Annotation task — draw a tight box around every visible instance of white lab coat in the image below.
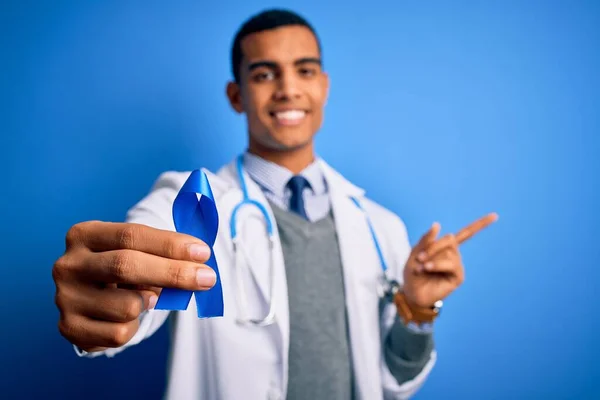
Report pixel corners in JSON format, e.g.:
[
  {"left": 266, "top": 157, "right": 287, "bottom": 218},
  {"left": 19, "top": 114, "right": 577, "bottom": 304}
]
[{"left": 79, "top": 157, "right": 436, "bottom": 399}]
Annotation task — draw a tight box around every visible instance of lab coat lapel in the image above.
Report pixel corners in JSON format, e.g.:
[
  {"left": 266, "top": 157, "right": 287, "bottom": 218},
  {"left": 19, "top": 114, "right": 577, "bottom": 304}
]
[
  {"left": 218, "top": 159, "right": 291, "bottom": 389},
  {"left": 319, "top": 160, "right": 384, "bottom": 400},
  {"left": 219, "top": 162, "right": 275, "bottom": 303}
]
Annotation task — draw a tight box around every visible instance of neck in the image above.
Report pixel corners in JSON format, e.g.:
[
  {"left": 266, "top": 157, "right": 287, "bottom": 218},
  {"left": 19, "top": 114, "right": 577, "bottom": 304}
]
[{"left": 248, "top": 142, "right": 315, "bottom": 174}]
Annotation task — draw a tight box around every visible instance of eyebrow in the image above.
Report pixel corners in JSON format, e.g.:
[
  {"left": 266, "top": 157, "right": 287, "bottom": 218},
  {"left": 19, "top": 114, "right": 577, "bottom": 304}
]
[{"left": 248, "top": 57, "right": 322, "bottom": 72}]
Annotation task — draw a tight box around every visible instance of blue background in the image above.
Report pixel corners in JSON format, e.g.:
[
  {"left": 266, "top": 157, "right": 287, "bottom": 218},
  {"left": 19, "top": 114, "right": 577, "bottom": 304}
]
[{"left": 2, "top": 1, "right": 599, "bottom": 399}]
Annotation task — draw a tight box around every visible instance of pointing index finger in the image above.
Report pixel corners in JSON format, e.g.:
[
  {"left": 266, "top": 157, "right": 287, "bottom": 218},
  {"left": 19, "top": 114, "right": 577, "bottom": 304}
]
[{"left": 455, "top": 212, "right": 498, "bottom": 244}]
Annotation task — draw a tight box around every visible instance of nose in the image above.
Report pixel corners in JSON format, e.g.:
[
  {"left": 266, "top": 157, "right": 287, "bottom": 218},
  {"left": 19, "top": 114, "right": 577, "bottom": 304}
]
[{"left": 273, "top": 71, "right": 301, "bottom": 101}]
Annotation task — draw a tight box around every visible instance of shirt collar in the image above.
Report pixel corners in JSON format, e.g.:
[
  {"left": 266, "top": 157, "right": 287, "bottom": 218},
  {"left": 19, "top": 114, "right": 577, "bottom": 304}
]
[{"left": 242, "top": 152, "right": 327, "bottom": 197}]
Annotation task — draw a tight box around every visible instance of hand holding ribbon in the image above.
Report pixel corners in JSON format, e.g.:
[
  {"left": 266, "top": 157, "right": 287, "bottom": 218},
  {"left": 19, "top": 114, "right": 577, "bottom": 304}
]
[{"left": 155, "top": 169, "right": 224, "bottom": 318}]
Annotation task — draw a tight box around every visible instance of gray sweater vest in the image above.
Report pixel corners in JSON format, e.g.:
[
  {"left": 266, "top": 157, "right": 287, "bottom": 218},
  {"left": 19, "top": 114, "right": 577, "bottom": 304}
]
[
  {"left": 270, "top": 203, "right": 354, "bottom": 400},
  {"left": 270, "top": 202, "right": 433, "bottom": 400}
]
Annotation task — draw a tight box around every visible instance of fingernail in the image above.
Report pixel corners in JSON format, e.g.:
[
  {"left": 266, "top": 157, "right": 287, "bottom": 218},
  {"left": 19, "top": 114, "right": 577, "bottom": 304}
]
[
  {"left": 424, "top": 261, "right": 434, "bottom": 271},
  {"left": 189, "top": 244, "right": 211, "bottom": 261},
  {"left": 196, "top": 268, "right": 216, "bottom": 288},
  {"left": 148, "top": 295, "right": 158, "bottom": 310},
  {"left": 417, "top": 252, "right": 426, "bottom": 262}
]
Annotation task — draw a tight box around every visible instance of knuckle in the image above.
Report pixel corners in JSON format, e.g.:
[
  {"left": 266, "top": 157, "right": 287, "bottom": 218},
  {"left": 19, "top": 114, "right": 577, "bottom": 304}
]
[
  {"left": 58, "top": 315, "right": 77, "bottom": 342},
  {"left": 52, "top": 255, "right": 74, "bottom": 282},
  {"left": 109, "top": 324, "right": 134, "bottom": 347},
  {"left": 170, "top": 261, "right": 192, "bottom": 288},
  {"left": 66, "top": 221, "right": 102, "bottom": 248},
  {"left": 122, "top": 298, "right": 142, "bottom": 321},
  {"left": 52, "top": 261, "right": 66, "bottom": 282},
  {"left": 117, "top": 225, "right": 137, "bottom": 249},
  {"left": 173, "top": 263, "right": 188, "bottom": 287},
  {"left": 161, "top": 237, "right": 182, "bottom": 260},
  {"left": 57, "top": 319, "right": 69, "bottom": 339},
  {"left": 65, "top": 223, "right": 84, "bottom": 248},
  {"left": 111, "top": 251, "right": 132, "bottom": 280}
]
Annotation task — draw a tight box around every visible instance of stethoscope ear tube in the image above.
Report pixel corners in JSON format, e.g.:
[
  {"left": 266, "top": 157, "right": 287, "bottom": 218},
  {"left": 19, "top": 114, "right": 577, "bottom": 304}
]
[{"left": 232, "top": 226, "right": 278, "bottom": 327}]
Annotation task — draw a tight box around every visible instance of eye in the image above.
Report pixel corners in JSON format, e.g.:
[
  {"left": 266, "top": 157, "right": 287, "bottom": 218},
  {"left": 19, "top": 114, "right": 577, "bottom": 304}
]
[
  {"left": 253, "top": 71, "right": 275, "bottom": 82},
  {"left": 298, "top": 67, "right": 317, "bottom": 77}
]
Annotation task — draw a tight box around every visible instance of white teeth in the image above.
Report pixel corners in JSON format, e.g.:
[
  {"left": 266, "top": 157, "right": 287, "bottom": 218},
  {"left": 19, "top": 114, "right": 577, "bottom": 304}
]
[{"left": 275, "top": 110, "right": 305, "bottom": 120}]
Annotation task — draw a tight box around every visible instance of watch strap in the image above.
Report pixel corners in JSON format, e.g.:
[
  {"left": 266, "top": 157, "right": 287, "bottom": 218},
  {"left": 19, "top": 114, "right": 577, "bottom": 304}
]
[{"left": 394, "top": 291, "right": 442, "bottom": 325}]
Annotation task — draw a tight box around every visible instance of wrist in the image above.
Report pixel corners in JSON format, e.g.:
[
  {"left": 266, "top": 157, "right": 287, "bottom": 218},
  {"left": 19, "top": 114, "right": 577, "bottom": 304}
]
[{"left": 394, "top": 289, "right": 443, "bottom": 326}]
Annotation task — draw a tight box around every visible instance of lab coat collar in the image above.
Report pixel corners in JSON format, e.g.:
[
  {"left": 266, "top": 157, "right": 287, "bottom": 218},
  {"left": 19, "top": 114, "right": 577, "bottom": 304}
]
[{"left": 208, "top": 155, "right": 367, "bottom": 200}]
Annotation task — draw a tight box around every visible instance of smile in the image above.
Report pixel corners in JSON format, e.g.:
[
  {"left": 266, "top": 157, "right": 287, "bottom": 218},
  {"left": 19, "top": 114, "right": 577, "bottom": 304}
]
[{"left": 270, "top": 109, "right": 307, "bottom": 126}]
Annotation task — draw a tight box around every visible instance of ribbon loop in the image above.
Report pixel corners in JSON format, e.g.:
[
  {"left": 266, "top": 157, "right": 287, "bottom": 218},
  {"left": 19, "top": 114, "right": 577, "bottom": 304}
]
[{"left": 155, "top": 169, "right": 224, "bottom": 318}]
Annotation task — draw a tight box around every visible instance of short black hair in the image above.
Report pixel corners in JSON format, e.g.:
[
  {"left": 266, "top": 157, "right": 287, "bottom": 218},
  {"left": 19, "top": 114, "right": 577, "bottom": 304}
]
[{"left": 230, "top": 9, "right": 322, "bottom": 83}]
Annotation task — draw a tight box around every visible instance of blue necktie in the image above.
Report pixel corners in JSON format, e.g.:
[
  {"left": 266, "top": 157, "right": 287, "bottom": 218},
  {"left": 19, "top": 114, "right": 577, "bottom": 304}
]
[{"left": 287, "top": 175, "right": 310, "bottom": 220}]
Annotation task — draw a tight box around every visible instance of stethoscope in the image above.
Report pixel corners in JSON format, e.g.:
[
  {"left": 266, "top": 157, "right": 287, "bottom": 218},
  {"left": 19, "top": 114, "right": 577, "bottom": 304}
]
[{"left": 230, "top": 154, "right": 399, "bottom": 327}]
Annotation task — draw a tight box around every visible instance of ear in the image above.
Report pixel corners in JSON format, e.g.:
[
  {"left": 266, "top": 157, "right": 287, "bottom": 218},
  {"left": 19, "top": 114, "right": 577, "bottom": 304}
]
[{"left": 226, "top": 81, "right": 244, "bottom": 113}]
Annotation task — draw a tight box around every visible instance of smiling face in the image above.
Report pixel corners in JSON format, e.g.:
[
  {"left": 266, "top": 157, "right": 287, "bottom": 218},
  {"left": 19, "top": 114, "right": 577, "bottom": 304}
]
[{"left": 226, "top": 25, "right": 329, "bottom": 160}]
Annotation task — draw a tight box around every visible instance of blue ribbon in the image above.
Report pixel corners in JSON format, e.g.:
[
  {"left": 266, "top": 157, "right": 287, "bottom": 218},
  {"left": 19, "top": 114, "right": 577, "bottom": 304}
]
[{"left": 154, "top": 169, "right": 224, "bottom": 318}]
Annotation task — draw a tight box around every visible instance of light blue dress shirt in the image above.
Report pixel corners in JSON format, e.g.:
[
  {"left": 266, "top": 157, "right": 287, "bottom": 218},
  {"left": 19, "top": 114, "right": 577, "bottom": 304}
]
[{"left": 243, "top": 152, "right": 331, "bottom": 222}]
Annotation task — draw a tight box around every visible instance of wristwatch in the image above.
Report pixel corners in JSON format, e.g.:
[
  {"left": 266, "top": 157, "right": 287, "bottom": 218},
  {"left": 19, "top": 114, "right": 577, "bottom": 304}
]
[{"left": 385, "top": 279, "right": 443, "bottom": 325}]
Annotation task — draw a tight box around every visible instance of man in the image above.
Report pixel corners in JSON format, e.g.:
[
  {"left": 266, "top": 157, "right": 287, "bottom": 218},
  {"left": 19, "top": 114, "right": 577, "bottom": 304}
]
[{"left": 52, "top": 9, "right": 496, "bottom": 400}]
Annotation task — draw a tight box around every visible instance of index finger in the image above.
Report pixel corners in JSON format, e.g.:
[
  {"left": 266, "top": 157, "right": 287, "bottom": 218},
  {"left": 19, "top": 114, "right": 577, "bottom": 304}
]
[
  {"left": 86, "top": 249, "right": 217, "bottom": 291},
  {"left": 67, "top": 221, "right": 211, "bottom": 262},
  {"left": 455, "top": 212, "right": 499, "bottom": 244}
]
